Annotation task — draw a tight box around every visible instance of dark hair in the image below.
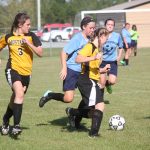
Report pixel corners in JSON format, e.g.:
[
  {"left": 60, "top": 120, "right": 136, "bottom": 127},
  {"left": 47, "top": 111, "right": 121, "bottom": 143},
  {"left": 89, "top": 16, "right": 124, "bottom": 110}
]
[
  {"left": 11, "top": 12, "right": 30, "bottom": 33},
  {"left": 132, "top": 24, "right": 137, "bottom": 31},
  {"left": 125, "top": 23, "right": 130, "bottom": 26},
  {"left": 80, "top": 16, "right": 95, "bottom": 30},
  {"left": 104, "top": 18, "right": 115, "bottom": 26}
]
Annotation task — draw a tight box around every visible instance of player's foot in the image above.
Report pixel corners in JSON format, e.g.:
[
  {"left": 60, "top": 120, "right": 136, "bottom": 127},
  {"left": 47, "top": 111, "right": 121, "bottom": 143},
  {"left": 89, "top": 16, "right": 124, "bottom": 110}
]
[
  {"left": 1, "top": 123, "right": 9, "bottom": 135},
  {"left": 120, "top": 60, "right": 126, "bottom": 66},
  {"left": 11, "top": 125, "right": 22, "bottom": 137},
  {"left": 39, "top": 90, "right": 52, "bottom": 107},
  {"left": 106, "top": 84, "right": 112, "bottom": 94},
  {"left": 65, "top": 107, "right": 75, "bottom": 128},
  {"left": 88, "top": 131, "right": 100, "bottom": 138}
]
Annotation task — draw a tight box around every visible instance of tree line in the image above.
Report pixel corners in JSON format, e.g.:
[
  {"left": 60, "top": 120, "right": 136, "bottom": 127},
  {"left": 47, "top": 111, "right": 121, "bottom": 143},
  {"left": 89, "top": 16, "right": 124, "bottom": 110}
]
[{"left": 0, "top": 0, "right": 128, "bottom": 32}]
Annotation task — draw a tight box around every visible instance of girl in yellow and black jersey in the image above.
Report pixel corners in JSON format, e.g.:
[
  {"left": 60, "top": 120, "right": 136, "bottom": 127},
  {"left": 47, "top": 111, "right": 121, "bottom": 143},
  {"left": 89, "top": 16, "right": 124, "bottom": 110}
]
[
  {"left": 0, "top": 12, "right": 42, "bottom": 137},
  {"left": 66, "top": 28, "right": 110, "bottom": 138}
]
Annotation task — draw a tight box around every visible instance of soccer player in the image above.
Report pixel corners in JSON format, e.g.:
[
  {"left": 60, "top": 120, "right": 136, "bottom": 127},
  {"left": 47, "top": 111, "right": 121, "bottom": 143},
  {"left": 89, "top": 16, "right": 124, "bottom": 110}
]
[
  {"left": 39, "top": 16, "right": 96, "bottom": 107},
  {"left": 130, "top": 24, "right": 139, "bottom": 56},
  {"left": 66, "top": 28, "right": 110, "bottom": 137},
  {"left": 100, "top": 18, "right": 123, "bottom": 94},
  {"left": 120, "top": 23, "right": 131, "bottom": 66},
  {"left": 0, "top": 12, "right": 42, "bottom": 137}
]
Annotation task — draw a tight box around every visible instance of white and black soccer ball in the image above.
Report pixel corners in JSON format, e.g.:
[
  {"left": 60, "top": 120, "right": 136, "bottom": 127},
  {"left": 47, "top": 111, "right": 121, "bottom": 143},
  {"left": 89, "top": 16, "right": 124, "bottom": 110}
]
[{"left": 109, "top": 115, "right": 125, "bottom": 131}]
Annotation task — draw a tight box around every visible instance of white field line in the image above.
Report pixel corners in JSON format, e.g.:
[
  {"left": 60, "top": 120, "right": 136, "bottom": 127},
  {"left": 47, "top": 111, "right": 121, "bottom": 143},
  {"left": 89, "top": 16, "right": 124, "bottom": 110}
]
[{"left": 0, "top": 90, "right": 149, "bottom": 101}]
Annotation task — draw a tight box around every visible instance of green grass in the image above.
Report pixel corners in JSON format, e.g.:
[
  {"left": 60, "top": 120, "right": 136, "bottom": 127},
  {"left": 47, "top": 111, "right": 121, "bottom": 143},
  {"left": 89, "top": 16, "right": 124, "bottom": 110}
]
[{"left": 0, "top": 48, "right": 150, "bottom": 150}]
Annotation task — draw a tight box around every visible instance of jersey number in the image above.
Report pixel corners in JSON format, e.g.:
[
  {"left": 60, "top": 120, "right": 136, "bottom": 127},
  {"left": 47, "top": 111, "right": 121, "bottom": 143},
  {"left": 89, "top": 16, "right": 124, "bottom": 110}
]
[{"left": 18, "top": 48, "right": 23, "bottom": 56}]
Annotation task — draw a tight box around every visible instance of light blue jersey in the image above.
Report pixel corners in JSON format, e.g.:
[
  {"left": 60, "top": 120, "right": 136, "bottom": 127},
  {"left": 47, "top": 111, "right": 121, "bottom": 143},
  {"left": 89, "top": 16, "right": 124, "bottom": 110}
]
[
  {"left": 121, "top": 28, "right": 131, "bottom": 43},
  {"left": 102, "top": 32, "right": 123, "bottom": 61},
  {"left": 64, "top": 32, "right": 88, "bottom": 72}
]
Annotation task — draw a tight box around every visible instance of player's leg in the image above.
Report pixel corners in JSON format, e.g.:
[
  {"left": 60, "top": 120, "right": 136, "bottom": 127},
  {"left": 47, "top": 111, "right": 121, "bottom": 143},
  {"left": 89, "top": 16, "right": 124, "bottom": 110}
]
[
  {"left": 11, "top": 80, "right": 25, "bottom": 136},
  {"left": 105, "top": 61, "right": 117, "bottom": 94},
  {"left": 134, "top": 42, "right": 137, "bottom": 56},
  {"left": 89, "top": 102, "right": 104, "bottom": 137},
  {"left": 11, "top": 73, "right": 30, "bottom": 137},
  {"left": 1, "top": 94, "right": 14, "bottom": 135},
  {"left": 89, "top": 84, "right": 104, "bottom": 138},
  {"left": 66, "top": 100, "right": 92, "bottom": 128},
  {"left": 39, "top": 68, "right": 79, "bottom": 107}
]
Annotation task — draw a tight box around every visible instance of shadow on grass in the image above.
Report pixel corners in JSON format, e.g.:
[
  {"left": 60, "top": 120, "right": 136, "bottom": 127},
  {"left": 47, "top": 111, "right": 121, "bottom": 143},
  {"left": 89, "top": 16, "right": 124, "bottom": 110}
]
[
  {"left": 143, "top": 116, "right": 150, "bottom": 119},
  {"left": 104, "top": 100, "right": 110, "bottom": 104},
  {"left": 36, "top": 116, "right": 89, "bottom": 133}
]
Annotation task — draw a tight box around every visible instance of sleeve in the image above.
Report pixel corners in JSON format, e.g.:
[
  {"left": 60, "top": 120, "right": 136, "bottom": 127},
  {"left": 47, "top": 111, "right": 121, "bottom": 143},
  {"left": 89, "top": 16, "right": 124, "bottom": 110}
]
[
  {"left": 0, "top": 35, "right": 7, "bottom": 50},
  {"left": 63, "top": 35, "right": 80, "bottom": 55},
  {"left": 31, "top": 32, "right": 42, "bottom": 47},
  {"left": 78, "top": 43, "right": 92, "bottom": 57}
]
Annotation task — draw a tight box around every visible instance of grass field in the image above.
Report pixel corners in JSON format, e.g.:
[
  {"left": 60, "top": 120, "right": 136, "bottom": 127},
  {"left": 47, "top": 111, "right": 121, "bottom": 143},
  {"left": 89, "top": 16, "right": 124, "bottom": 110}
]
[{"left": 0, "top": 48, "right": 150, "bottom": 150}]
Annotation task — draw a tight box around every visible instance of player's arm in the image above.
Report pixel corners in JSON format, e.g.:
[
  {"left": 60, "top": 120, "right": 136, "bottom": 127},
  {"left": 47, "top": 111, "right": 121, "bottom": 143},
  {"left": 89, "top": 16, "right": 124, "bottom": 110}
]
[
  {"left": 22, "top": 38, "right": 42, "bottom": 57},
  {"left": 123, "top": 37, "right": 128, "bottom": 49},
  {"left": 76, "top": 44, "right": 102, "bottom": 63},
  {"left": 76, "top": 53, "right": 101, "bottom": 63},
  {"left": 0, "top": 35, "right": 7, "bottom": 51},
  {"left": 60, "top": 50, "right": 68, "bottom": 80},
  {"left": 117, "top": 35, "right": 123, "bottom": 62}
]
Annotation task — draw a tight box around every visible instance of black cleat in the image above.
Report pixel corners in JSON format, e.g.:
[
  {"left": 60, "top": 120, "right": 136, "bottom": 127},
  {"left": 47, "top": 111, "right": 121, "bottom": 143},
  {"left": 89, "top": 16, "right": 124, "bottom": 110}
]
[
  {"left": 11, "top": 125, "right": 22, "bottom": 138},
  {"left": 65, "top": 107, "right": 75, "bottom": 128},
  {"left": 88, "top": 131, "right": 100, "bottom": 138},
  {"left": 39, "top": 90, "right": 52, "bottom": 107}
]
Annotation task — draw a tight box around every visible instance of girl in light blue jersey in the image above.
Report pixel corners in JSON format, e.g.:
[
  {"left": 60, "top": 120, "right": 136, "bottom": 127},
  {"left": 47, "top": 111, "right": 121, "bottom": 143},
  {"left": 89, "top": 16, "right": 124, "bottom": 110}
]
[
  {"left": 39, "top": 16, "right": 96, "bottom": 107},
  {"left": 100, "top": 18, "right": 123, "bottom": 94},
  {"left": 120, "top": 23, "right": 131, "bottom": 65}
]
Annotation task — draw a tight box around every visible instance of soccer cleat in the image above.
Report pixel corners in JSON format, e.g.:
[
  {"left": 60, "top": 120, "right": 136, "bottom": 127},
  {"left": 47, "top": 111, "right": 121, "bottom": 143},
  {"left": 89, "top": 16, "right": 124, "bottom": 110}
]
[
  {"left": 11, "top": 125, "right": 22, "bottom": 136},
  {"left": 120, "top": 60, "right": 126, "bottom": 66},
  {"left": 106, "top": 84, "right": 112, "bottom": 94},
  {"left": 88, "top": 131, "right": 100, "bottom": 138},
  {"left": 65, "top": 107, "right": 75, "bottom": 128},
  {"left": 1, "top": 124, "right": 9, "bottom": 135},
  {"left": 39, "top": 90, "right": 52, "bottom": 107}
]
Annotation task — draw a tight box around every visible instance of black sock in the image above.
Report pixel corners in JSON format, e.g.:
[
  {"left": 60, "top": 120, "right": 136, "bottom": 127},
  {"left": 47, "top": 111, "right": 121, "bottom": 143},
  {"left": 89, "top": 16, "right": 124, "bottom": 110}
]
[
  {"left": 47, "top": 92, "right": 64, "bottom": 102},
  {"left": 74, "top": 100, "right": 85, "bottom": 128},
  {"left": 13, "top": 103, "right": 23, "bottom": 126},
  {"left": 105, "top": 80, "right": 110, "bottom": 86},
  {"left": 126, "top": 59, "right": 129, "bottom": 65},
  {"left": 90, "top": 109, "right": 103, "bottom": 135},
  {"left": 101, "top": 88, "right": 104, "bottom": 101},
  {"left": 3, "top": 105, "right": 13, "bottom": 124}
]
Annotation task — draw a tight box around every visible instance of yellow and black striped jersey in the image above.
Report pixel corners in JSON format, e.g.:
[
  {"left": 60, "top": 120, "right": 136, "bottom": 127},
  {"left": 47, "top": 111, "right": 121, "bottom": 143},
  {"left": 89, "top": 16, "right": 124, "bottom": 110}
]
[
  {"left": 78, "top": 43, "right": 102, "bottom": 81},
  {"left": 0, "top": 32, "right": 41, "bottom": 75}
]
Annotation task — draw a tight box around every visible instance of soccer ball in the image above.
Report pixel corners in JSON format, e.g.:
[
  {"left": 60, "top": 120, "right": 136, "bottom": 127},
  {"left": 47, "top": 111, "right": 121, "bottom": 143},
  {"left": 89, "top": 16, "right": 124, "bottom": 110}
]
[{"left": 109, "top": 115, "right": 125, "bottom": 131}]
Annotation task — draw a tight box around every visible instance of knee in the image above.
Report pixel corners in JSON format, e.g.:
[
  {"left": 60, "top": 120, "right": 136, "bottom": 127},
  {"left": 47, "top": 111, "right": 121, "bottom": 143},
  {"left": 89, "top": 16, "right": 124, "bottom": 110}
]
[
  {"left": 15, "top": 90, "right": 24, "bottom": 102},
  {"left": 109, "top": 80, "right": 116, "bottom": 85},
  {"left": 95, "top": 102, "right": 105, "bottom": 112},
  {"left": 63, "top": 96, "right": 74, "bottom": 103}
]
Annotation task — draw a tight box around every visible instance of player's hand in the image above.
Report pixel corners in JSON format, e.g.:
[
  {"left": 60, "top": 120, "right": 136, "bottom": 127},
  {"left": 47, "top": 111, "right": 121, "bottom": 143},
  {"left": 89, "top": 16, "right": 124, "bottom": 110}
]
[
  {"left": 95, "top": 52, "right": 102, "bottom": 60},
  {"left": 105, "top": 64, "right": 111, "bottom": 72},
  {"left": 60, "top": 68, "right": 67, "bottom": 80},
  {"left": 22, "top": 38, "right": 30, "bottom": 45}
]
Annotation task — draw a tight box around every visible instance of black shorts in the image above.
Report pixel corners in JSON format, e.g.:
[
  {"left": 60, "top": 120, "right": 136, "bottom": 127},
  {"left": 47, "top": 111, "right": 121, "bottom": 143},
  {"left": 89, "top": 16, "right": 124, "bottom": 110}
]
[
  {"left": 100, "top": 61, "right": 118, "bottom": 76},
  {"left": 131, "top": 40, "right": 137, "bottom": 47},
  {"left": 5, "top": 68, "right": 30, "bottom": 93},
  {"left": 77, "top": 74, "right": 103, "bottom": 107},
  {"left": 123, "top": 43, "right": 131, "bottom": 50},
  {"left": 63, "top": 68, "right": 80, "bottom": 91}
]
